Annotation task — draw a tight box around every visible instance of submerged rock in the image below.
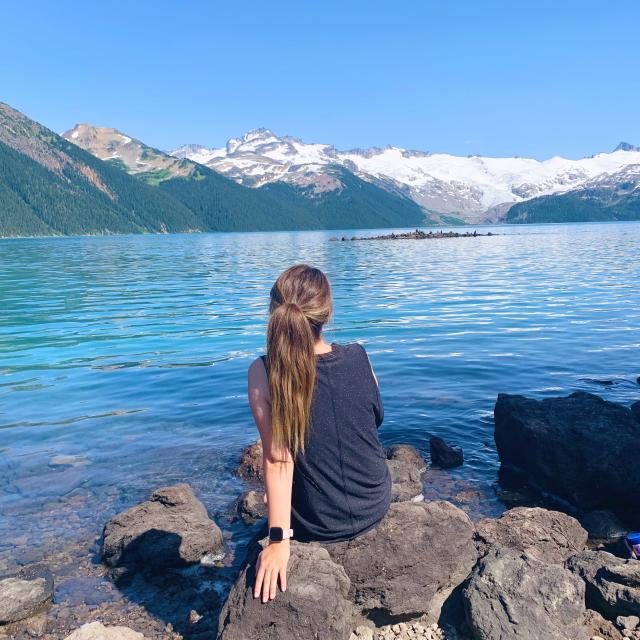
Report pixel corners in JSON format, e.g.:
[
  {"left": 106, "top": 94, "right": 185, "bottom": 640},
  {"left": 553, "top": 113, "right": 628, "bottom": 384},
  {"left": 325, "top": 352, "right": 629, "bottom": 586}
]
[
  {"left": 64, "top": 621, "right": 146, "bottom": 639},
  {"left": 475, "top": 507, "right": 587, "bottom": 564},
  {"left": 218, "top": 539, "right": 357, "bottom": 640},
  {"left": 236, "top": 489, "right": 267, "bottom": 525},
  {"left": 566, "top": 550, "right": 640, "bottom": 619},
  {"left": 0, "top": 564, "right": 53, "bottom": 624},
  {"left": 236, "top": 439, "right": 264, "bottom": 482},
  {"left": 494, "top": 392, "right": 640, "bottom": 524},
  {"left": 463, "top": 546, "right": 587, "bottom": 640},
  {"left": 325, "top": 500, "right": 477, "bottom": 621},
  {"left": 102, "top": 483, "right": 224, "bottom": 569},
  {"left": 429, "top": 437, "right": 463, "bottom": 469},
  {"left": 631, "top": 401, "right": 640, "bottom": 424}
]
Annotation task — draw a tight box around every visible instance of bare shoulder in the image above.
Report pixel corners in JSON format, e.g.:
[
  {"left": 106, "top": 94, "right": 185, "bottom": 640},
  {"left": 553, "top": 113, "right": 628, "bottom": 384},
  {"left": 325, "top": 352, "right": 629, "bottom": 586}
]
[
  {"left": 248, "top": 357, "right": 269, "bottom": 405},
  {"left": 248, "top": 356, "right": 267, "bottom": 380}
]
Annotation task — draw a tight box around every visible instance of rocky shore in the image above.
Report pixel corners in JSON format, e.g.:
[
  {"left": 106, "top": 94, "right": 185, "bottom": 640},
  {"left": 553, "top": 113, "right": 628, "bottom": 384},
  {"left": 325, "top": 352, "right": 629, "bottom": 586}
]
[
  {"left": 2, "top": 391, "right": 639, "bottom": 640},
  {"left": 330, "top": 229, "right": 494, "bottom": 241}
]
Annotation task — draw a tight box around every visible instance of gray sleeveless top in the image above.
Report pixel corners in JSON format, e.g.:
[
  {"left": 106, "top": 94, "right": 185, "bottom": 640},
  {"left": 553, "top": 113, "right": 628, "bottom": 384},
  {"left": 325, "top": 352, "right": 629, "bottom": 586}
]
[{"left": 262, "top": 342, "right": 391, "bottom": 543}]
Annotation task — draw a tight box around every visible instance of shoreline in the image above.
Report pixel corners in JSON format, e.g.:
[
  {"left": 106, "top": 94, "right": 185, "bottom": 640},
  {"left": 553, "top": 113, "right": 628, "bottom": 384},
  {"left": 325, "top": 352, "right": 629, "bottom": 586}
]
[
  {"left": 2, "top": 219, "right": 640, "bottom": 241},
  {"left": 2, "top": 389, "right": 639, "bottom": 640}
]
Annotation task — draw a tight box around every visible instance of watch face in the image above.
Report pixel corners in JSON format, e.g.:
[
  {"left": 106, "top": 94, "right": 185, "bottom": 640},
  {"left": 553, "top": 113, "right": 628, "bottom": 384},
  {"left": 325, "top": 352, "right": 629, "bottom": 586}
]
[{"left": 269, "top": 527, "right": 284, "bottom": 542}]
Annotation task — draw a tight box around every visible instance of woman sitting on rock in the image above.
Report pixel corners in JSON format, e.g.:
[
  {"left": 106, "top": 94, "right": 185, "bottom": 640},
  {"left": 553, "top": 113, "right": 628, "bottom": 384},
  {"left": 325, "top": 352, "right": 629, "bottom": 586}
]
[{"left": 247, "top": 264, "right": 391, "bottom": 604}]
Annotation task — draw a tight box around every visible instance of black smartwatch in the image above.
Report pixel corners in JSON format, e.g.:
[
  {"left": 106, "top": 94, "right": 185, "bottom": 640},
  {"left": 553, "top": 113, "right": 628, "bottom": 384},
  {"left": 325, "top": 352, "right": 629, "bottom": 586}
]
[{"left": 269, "top": 526, "right": 293, "bottom": 542}]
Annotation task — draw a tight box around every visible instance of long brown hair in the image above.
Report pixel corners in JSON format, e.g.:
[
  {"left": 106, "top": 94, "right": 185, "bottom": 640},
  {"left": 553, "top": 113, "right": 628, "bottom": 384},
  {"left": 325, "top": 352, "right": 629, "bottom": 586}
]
[{"left": 267, "top": 264, "right": 332, "bottom": 455}]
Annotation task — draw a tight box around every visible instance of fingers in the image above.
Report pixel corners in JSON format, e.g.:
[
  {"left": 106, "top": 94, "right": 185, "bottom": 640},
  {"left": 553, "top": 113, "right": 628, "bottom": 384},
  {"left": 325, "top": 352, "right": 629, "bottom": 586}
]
[
  {"left": 254, "top": 551, "right": 287, "bottom": 603},
  {"left": 269, "top": 570, "right": 277, "bottom": 600},
  {"left": 262, "top": 568, "right": 272, "bottom": 603},
  {"left": 254, "top": 556, "right": 264, "bottom": 599},
  {"left": 263, "top": 492, "right": 268, "bottom": 505}
]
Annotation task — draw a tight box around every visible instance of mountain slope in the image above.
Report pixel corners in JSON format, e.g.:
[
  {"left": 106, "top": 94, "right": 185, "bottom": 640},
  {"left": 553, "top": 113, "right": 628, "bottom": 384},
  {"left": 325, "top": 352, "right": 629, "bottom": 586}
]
[
  {"left": 505, "top": 164, "right": 640, "bottom": 224},
  {"left": 0, "top": 103, "right": 205, "bottom": 236},
  {"left": 172, "top": 130, "right": 640, "bottom": 223},
  {"left": 64, "top": 124, "right": 430, "bottom": 231},
  {"left": 63, "top": 123, "right": 194, "bottom": 185},
  {"left": 0, "top": 105, "right": 427, "bottom": 238},
  {"left": 260, "top": 166, "right": 428, "bottom": 229}
]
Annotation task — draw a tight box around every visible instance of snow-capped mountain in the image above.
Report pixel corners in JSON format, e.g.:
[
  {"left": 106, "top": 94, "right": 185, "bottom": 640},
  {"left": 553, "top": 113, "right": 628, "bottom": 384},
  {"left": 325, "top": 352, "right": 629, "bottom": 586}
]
[
  {"left": 171, "top": 130, "right": 640, "bottom": 223},
  {"left": 62, "top": 122, "right": 429, "bottom": 231},
  {"left": 505, "top": 162, "right": 640, "bottom": 224}
]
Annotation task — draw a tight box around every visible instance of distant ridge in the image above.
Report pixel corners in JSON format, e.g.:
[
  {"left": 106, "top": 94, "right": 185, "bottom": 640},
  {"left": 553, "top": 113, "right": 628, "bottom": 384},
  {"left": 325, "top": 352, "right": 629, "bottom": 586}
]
[
  {"left": 0, "top": 102, "right": 429, "bottom": 238},
  {"left": 2, "top": 101, "right": 640, "bottom": 237}
]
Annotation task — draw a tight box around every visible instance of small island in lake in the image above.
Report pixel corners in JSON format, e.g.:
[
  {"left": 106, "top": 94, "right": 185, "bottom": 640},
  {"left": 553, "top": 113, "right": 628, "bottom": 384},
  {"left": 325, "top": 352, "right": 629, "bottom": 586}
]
[{"left": 331, "top": 229, "right": 495, "bottom": 241}]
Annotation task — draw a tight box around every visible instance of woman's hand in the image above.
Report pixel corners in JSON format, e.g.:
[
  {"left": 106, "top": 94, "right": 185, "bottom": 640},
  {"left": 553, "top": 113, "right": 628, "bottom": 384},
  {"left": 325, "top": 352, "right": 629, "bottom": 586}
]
[{"left": 254, "top": 540, "right": 289, "bottom": 603}]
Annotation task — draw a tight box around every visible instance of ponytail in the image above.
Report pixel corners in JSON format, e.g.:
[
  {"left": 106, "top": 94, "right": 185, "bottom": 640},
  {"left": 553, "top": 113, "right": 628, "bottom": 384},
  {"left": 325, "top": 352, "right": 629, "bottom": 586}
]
[{"left": 266, "top": 265, "right": 332, "bottom": 456}]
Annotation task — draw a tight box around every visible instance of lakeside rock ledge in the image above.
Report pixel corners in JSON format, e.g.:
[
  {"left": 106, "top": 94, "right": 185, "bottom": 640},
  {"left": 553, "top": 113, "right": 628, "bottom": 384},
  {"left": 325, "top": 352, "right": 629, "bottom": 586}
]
[{"left": 494, "top": 391, "right": 640, "bottom": 526}]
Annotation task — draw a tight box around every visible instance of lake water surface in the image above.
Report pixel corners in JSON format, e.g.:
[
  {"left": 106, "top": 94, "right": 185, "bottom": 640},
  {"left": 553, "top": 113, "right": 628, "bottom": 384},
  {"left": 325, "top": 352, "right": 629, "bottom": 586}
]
[{"left": 1, "top": 222, "right": 639, "bottom": 568}]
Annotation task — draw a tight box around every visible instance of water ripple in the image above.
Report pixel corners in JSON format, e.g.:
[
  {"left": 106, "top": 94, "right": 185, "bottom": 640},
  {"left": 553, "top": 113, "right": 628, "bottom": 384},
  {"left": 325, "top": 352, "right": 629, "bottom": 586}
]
[{"left": 0, "top": 222, "right": 639, "bottom": 549}]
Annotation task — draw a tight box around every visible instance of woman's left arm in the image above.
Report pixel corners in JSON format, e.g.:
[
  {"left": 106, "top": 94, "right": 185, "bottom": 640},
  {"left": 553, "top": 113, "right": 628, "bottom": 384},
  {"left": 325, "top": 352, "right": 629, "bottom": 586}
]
[{"left": 247, "top": 358, "right": 294, "bottom": 603}]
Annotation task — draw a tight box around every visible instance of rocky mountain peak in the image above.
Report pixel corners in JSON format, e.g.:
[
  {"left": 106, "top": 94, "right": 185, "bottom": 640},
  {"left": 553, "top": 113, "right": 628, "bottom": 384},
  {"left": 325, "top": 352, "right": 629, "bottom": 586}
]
[{"left": 614, "top": 141, "right": 640, "bottom": 153}]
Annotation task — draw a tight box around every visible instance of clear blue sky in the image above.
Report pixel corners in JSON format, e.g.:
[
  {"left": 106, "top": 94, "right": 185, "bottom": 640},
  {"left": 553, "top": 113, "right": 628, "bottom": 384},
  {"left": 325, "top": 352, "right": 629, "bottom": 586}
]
[{"left": 1, "top": 0, "right": 638, "bottom": 159}]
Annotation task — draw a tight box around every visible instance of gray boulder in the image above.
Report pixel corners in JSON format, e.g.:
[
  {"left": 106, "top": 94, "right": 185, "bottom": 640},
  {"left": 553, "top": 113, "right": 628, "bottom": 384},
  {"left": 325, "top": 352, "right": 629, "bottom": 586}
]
[
  {"left": 386, "top": 444, "right": 427, "bottom": 472},
  {"left": 0, "top": 565, "right": 53, "bottom": 624},
  {"left": 494, "top": 392, "right": 640, "bottom": 525},
  {"left": 324, "top": 500, "right": 477, "bottom": 621},
  {"left": 475, "top": 507, "right": 587, "bottom": 564},
  {"left": 102, "top": 483, "right": 224, "bottom": 569},
  {"left": 218, "top": 539, "right": 357, "bottom": 640},
  {"left": 64, "top": 622, "right": 146, "bottom": 639},
  {"left": 566, "top": 550, "right": 640, "bottom": 619},
  {"left": 237, "top": 489, "right": 267, "bottom": 525},
  {"left": 583, "top": 609, "right": 623, "bottom": 640},
  {"left": 617, "top": 615, "right": 640, "bottom": 631},
  {"left": 429, "top": 437, "right": 463, "bottom": 468},
  {"left": 386, "top": 459, "right": 424, "bottom": 502},
  {"left": 236, "top": 439, "right": 264, "bottom": 482},
  {"left": 463, "top": 546, "right": 587, "bottom": 640}
]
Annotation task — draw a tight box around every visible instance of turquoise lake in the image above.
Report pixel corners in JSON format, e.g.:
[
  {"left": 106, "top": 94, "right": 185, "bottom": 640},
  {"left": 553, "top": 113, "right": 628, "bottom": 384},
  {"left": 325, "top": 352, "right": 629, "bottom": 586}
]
[{"left": 1, "top": 221, "right": 639, "bottom": 563}]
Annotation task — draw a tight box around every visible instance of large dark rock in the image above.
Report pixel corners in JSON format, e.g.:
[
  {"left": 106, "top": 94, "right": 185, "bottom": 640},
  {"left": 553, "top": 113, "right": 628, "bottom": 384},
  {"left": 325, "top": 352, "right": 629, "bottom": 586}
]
[
  {"left": 386, "top": 459, "right": 423, "bottom": 502},
  {"left": 475, "top": 507, "right": 587, "bottom": 564},
  {"left": 580, "top": 510, "right": 627, "bottom": 541},
  {"left": 631, "top": 401, "right": 640, "bottom": 424},
  {"left": 0, "top": 564, "right": 53, "bottom": 624},
  {"left": 386, "top": 444, "right": 427, "bottom": 472},
  {"left": 102, "top": 483, "right": 224, "bottom": 569},
  {"left": 217, "top": 539, "right": 357, "bottom": 640},
  {"left": 429, "top": 437, "right": 463, "bottom": 469},
  {"left": 494, "top": 392, "right": 640, "bottom": 524},
  {"left": 324, "top": 500, "right": 477, "bottom": 622},
  {"left": 463, "top": 546, "right": 587, "bottom": 640},
  {"left": 236, "top": 439, "right": 264, "bottom": 482},
  {"left": 566, "top": 550, "right": 640, "bottom": 619}
]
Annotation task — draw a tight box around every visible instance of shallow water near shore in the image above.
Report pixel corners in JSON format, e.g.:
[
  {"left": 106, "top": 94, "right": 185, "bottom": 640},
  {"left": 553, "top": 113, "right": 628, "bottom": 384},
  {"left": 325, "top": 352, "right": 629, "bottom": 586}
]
[{"left": 1, "top": 221, "right": 639, "bottom": 632}]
